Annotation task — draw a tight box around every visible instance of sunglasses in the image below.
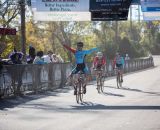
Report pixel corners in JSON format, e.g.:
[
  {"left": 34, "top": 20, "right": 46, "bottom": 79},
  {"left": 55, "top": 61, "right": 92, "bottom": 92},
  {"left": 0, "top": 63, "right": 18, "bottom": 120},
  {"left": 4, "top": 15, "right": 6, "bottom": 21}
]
[{"left": 77, "top": 45, "right": 83, "bottom": 47}]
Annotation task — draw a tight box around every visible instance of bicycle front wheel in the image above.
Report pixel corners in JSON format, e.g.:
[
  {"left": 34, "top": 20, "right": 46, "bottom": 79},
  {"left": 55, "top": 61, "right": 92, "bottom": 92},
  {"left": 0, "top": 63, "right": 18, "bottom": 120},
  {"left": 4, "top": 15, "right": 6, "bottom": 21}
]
[
  {"left": 100, "top": 77, "right": 104, "bottom": 93},
  {"left": 76, "top": 85, "right": 80, "bottom": 103},
  {"left": 79, "top": 82, "right": 83, "bottom": 103}
]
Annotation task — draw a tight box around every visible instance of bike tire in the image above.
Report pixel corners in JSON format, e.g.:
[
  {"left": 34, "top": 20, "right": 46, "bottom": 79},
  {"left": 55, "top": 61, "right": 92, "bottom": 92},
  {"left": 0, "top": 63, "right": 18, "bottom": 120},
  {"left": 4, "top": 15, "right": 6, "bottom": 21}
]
[
  {"left": 97, "top": 77, "right": 101, "bottom": 93},
  {"left": 117, "top": 75, "right": 120, "bottom": 89},
  {"left": 80, "top": 82, "right": 83, "bottom": 103},
  {"left": 100, "top": 77, "right": 104, "bottom": 93}
]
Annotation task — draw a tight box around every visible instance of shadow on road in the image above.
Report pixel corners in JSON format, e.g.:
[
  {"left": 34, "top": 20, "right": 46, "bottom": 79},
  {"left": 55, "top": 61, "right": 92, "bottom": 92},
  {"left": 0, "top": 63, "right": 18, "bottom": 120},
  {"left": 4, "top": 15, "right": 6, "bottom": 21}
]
[
  {"left": 103, "top": 92, "right": 125, "bottom": 97},
  {"left": 71, "top": 103, "right": 160, "bottom": 110},
  {"left": 0, "top": 87, "right": 72, "bottom": 110},
  {"left": 106, "top": 86, "right": 160, "bottom": 96}
]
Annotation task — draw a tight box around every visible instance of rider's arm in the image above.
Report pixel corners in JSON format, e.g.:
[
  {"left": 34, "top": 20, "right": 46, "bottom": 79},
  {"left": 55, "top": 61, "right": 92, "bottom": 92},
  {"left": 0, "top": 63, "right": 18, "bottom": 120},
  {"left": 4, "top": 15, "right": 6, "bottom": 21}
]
[
  {"left": 93, "top": 57, "right": 98, "bottom": 68},
  {"left": 121, "top": 57, "right": 125, "bottom": 67},
  {"left": 102, "top": 57, "right": 106, "bottom": 65},
  {"left": 84, "top": 48, "right": 98, "bottom": 55},
  {"left": 63, "top": 44, "right": 76, "bottom": 54}
]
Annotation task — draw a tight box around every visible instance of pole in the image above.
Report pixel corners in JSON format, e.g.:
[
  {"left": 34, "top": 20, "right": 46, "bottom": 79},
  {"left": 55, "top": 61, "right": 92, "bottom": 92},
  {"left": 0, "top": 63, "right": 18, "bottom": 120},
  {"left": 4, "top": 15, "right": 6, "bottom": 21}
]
[
  {"left": 138, "top": 4, "right": 140, "bottom": 24},
  {"left": 20, "top": 0, "right": 26, "bottom": 55},
  {"left": 130, "top": 5, "right": 132, "bottom": 40},
  {"left": 115, "top": 21, "right": 118, "bottom": 44}
]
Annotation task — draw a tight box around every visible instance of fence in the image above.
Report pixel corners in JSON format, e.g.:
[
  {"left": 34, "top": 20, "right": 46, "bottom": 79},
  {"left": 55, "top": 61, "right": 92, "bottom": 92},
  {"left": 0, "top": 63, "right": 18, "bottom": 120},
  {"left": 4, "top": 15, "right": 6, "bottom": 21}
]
[{"left": 0, "top": 57, "right": 154, "bottom": 98}]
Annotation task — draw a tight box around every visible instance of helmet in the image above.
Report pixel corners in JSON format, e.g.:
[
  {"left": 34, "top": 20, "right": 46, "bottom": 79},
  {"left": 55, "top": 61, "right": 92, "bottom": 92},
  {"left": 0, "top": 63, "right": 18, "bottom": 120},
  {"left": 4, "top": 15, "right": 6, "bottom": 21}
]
[
  {"left": 97, "top": 52, "right": 103, "bottom": 58},
  {"left": 77, "top": 42, "right": 83, "bottom": 47},
  {"left": 116, "top": 52, "right": 120, "bottom": 56}
]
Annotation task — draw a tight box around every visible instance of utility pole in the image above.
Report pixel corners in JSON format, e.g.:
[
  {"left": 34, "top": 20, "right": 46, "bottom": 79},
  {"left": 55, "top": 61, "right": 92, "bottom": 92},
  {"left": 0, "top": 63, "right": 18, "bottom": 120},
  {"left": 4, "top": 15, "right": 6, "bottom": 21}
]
[
  {"left": 20, "top": 0, "right": 26, "bottom": 55},
  {"left": 115, "top": 20, "right": 118, "bottom": 44},
  {"left": 138, "top": 4, "right": 140, "bottom": 24},
  {"left": 130, "top": 5, "right": 132, "bottom": 40}
]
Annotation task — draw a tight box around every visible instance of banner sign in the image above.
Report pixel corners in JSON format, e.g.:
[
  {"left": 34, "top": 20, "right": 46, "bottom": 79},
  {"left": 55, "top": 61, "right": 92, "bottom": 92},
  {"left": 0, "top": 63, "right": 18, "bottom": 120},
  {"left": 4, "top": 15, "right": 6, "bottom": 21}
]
[
  {"left": 33, "top": 11, "right": 91, "bottom": 21},
  {"left": 31, "top": 0, "right": 132, "bottom": 21},
  {"left": 90, "top": 0, "right": 132, "bottom": 12},
  {"left": 35, "top": 0, "right": 89, "bottom": 12},
  {"left": 0, "top": 28, "right": 16, "bottom": 35},
  {"left": 90, "top": 0, "right": 131, "bottom": 21},
  {"left": 91, "top": 11, "right": 128, "bottom": 21},
  {"left": 131, "top": 0, "right": 140, "bottom": 5},
  {"left": 143, "top": 12, "right": 160, "bottom": 20},
  {"left": 141, "top": 0, "right": 160, "bottom": 12}
]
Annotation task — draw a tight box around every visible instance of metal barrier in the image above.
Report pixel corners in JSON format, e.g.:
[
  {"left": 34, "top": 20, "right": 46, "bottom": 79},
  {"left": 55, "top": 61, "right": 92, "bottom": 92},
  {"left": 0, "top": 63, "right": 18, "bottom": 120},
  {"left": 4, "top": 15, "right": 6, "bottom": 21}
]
[{"left": 0, "top": 57, "right": 154, "bottom": 98}]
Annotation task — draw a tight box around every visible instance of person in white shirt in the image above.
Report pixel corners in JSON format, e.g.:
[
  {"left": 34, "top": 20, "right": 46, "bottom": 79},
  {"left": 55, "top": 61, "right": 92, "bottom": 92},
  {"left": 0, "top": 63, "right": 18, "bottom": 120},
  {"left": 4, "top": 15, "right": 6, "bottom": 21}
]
[
  {"left": 42, "top": 51, "right": 53, "bottom": 63},
  {"left": 125, "top": 53, "right": 130, "bottom": 61}
]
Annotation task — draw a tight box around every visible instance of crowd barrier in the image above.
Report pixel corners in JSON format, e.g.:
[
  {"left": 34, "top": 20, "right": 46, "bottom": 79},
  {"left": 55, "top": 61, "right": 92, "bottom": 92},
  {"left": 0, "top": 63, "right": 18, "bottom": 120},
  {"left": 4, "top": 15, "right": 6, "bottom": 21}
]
[{"left": 0, "top": 57, "right": 154, "bottom": 98}]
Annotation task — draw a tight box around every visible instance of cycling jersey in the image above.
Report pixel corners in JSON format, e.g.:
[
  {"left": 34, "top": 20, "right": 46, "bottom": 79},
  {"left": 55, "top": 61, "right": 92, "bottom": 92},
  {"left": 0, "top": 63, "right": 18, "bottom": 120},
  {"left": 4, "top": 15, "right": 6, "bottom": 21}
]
[
  {"left": 93, "top": 56, "right": 106, "bottom": 69},
  {"left": 63, "top": 44, "right": 98, "bottom": 64},
  {"left": 113, "top": 56, "right": 124, "bottom": 68},
  {"left": 63, "top": 44, "right": 97, "bottom": 74}
]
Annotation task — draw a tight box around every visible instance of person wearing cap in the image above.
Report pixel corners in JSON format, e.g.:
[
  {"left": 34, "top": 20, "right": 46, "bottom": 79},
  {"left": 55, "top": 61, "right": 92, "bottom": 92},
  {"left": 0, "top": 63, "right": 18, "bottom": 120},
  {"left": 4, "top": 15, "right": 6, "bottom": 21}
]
[{"left": 62, "top": 42, "right": 98, "bottom": 95}]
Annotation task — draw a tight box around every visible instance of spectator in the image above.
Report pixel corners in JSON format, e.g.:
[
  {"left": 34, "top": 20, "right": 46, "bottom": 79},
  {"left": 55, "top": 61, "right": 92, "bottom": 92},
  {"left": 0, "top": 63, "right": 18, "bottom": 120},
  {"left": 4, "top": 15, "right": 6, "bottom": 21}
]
[
  {"left": 56, "top": 54, "right": 64, "bottom": 63},
  {"left": 9, "top": 48, "right": 23, "bottom": 64},
  {"left": 42, "top": 50, "right": 53, "bottom": 63},
  {"left": 125, "top": 53, "right": 130, "bottom": 61},
  {"left": 51, "top": 54, "right": 59, "bottom": 63},
  {"left": 27, "top": 45, "right": 36, "bottom": 64},
  {"left": 33, "top": 51, "right": 46, "bottom": 64}
]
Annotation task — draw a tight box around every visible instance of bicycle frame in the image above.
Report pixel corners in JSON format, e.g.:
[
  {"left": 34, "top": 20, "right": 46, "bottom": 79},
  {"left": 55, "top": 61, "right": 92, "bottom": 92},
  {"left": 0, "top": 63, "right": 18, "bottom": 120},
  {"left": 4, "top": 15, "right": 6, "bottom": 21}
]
[
  {"left": 115, "top": 68, "right": 122, "bottom": 88},
  {"left": 95, "top": 69, "right": 104, "bottom": 93},
  {"left": 73, "top": 72, "right": 85, "bottom": 103}
]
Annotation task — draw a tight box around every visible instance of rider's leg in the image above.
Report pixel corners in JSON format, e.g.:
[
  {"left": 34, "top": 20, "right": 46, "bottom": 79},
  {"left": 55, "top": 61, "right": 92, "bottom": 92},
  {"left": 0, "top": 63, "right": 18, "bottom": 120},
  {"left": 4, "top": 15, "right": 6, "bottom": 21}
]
[
  {"left": 83, "top": 66, "right": 89, "bottom": 94},
  {"left": 71, "top": 66, "right": 79, "bottom": 95}
]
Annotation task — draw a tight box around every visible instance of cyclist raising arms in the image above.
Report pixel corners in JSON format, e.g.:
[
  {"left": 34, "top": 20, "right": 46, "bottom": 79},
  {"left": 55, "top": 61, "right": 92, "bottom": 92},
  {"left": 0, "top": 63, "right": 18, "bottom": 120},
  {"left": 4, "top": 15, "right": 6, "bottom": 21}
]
[
  {"left": 113, "top": 52, "right": 125, "bottom": 82},
  {"left": 62, "top": 42, "right": 98, "bottom": 94}
]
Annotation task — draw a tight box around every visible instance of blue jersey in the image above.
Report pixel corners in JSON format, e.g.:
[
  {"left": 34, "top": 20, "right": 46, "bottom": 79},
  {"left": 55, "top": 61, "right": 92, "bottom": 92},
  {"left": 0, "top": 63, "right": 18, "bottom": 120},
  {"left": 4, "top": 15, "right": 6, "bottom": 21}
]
[
  {"left": 75, "top": 48, "right": 98, "bottom": 64},
  {"left": 63, "top": 44, "right": 98, "bottom": 64}
]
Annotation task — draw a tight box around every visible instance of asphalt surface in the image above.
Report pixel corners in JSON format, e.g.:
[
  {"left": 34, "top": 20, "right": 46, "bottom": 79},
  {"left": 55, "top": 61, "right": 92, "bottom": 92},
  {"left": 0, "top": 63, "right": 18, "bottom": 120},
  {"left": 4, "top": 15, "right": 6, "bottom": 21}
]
[{"left": 0, "top": 56, "right": 160, "bottom": 130}]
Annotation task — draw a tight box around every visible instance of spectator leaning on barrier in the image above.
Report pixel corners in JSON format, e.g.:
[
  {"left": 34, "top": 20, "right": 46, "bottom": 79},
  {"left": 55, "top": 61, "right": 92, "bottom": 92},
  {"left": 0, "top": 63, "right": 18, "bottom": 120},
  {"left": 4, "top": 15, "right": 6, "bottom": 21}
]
[
  {"left": 27, "top": 45, "right": 36, "bottom": 64},
  {"left": 33, "top": 51, "right": 46, "bottom": 64},
  {"left": 51, "top": 54, "right": 59, "bottom": 63},
  {"left": 56, "top": 54, "right": 64, "bottom": 63},
  {"left": 42, "top": 50, "right": 53, "bottom": 63},
  {"left": 125, "top": 53, "right": 130, "bottom": 61},
  {"left": 9, "top": 48, "right": 23, "bottom": 64}
]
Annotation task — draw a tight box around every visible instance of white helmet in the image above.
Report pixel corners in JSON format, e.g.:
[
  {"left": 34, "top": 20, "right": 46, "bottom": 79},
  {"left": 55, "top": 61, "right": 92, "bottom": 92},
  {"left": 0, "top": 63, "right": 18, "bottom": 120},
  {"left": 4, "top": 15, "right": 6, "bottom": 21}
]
[{"left": 97, "top": 52, "right": 103, "bottom": 58}]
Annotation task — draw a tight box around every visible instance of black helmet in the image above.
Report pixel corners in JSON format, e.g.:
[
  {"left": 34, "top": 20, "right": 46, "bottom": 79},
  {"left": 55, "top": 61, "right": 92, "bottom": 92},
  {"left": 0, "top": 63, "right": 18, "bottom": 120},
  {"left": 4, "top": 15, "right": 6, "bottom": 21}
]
[{"left": 77, "top": 42, "right": 83, "bottom": 47}]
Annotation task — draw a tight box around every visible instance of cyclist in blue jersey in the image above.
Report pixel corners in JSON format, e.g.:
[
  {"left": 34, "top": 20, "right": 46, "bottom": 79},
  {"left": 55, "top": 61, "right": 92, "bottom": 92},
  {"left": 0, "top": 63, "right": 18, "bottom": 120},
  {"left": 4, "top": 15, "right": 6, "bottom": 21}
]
[
  {"left": 113, "top": 52, "right": 125, "bottom": 82},
  {"left": 63, "top": 42, "right": 98, "bottom": 94}
]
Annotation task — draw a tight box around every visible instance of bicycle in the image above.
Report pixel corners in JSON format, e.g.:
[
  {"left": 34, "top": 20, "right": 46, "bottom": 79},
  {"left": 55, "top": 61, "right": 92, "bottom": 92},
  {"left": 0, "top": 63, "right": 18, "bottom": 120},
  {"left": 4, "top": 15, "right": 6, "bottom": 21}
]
[
  {"left": 95, "top": 68, "right": 105, "bottom": 93},
  {"left": 115, "top": 68, "right": 122, "bottom": 88},
  {"left": 73, "top": 71, "right": 86, "bottom": 104}
]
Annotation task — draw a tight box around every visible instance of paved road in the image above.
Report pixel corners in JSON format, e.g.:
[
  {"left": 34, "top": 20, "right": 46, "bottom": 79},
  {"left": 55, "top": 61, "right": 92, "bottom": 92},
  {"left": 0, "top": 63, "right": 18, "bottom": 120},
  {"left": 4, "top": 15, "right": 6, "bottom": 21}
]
[{"left": 0, "top": 56, "right": 160, "bottom": 130}]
